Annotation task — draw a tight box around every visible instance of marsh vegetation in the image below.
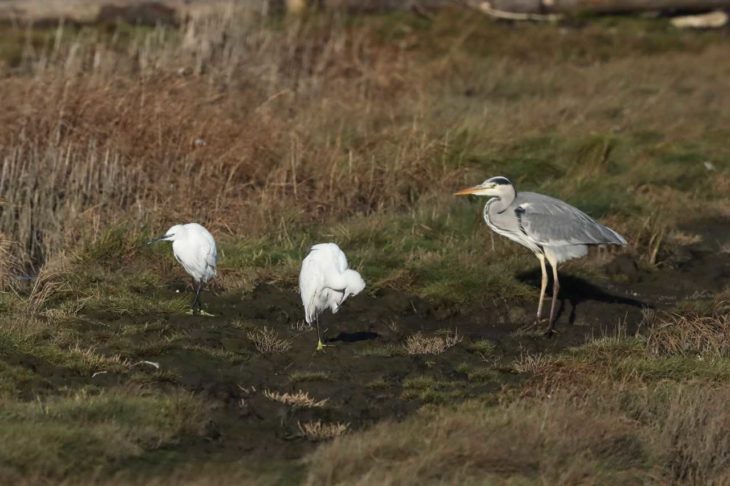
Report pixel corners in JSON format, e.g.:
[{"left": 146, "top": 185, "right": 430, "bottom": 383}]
[{"left": 0, "top": 5, "right": 728, "bottom": 484}]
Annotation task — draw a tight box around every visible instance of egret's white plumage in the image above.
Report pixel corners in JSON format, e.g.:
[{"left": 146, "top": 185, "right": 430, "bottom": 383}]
[
  {"left": 299, "top": 243, "right": 365, "bottom": 349},
  {"left": 165, "top": 223, "right": 217, "bottom": 283},
  {"left": 152, "top": 223, "right": 217, "bottom": 314}
]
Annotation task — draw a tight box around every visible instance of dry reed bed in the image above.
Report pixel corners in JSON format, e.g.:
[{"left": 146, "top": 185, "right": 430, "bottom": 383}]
[
  {"left": 0, "top": 7, "right": 728, "bottom": 270},
  {"left": 0, "top": 11, "right": 459, "bottom": 266},
  {"left": 646, "top": 297, "right": 729, "bottom": 358}
]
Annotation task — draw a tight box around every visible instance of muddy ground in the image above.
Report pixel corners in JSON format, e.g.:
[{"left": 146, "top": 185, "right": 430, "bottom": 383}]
[{"left": 25, "top": 218, "right": 717, "bottom": 481}]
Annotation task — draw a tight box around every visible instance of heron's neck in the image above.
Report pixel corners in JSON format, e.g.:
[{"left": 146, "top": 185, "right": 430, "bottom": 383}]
[{"left": 483, "top": 189, "right": 516, "bottom": 223}]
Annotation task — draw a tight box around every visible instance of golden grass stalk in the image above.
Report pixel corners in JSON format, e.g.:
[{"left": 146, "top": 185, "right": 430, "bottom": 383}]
[
  {"left": 246, "top": 326, "right": 292, "bottom": 354},
  {"left": 403, "top": 329, "right": 462, "bottom": 355},
  {"left": 298, "top": 420, "right": 349, "bottom": 441},
  {"left": 263, "top": 389, "right": 328, "bottom": 409}
]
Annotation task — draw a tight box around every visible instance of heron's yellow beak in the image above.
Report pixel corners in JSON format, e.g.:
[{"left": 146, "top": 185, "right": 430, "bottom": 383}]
[{"left": 453, "top": 185, "right": 482, "bottom": 196}]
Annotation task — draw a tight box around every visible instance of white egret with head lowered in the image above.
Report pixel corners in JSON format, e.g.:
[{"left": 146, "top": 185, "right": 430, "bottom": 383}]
[
  {"left": 299, "top": 243, "right": 365, "bottom": 351},
  {"left": 149, "top": 223, "right": 217, "bottom": 315},
  {"left": 455, "top": 176, "right": 626, "bottom": 336}
]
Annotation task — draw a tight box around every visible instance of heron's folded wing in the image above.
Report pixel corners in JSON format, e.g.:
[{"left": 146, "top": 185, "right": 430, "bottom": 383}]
[{"left": 516, "top": 194, "right": 625, "bottom": 246}]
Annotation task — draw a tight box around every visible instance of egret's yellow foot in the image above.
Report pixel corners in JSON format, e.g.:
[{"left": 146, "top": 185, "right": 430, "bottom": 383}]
[
  {"left": 186, "top": 309, "right": 216, "bottom": 317},
  {"left": 316, "top": 339, "right": 333, "bottom": 351}
]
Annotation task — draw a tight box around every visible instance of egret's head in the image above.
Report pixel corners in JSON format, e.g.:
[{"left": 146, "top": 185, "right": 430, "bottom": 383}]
[
  {"left": 454, "top": 176, "right": 514, "bottom": 198},
  {"left": 148, "top": 224, "right": 185, "bottom": 244},
  {"left": 344, "top": 270, "right": 366, "bottom": 299}
]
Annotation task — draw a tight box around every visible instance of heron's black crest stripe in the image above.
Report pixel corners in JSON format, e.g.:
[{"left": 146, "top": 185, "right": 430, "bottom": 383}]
[{"left": 489, "top": 176, "right": 512, "bottom": 186}]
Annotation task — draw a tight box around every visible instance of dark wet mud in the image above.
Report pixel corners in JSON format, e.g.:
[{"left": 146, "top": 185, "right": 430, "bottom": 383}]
[{"left": 38, "top": 220, "right": 730, "bottom": 479}]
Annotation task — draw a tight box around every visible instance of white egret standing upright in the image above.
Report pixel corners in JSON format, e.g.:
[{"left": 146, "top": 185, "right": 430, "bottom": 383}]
[
  {"left": 299, "top": 243, "right": 366, "bottom": 351},
  {"left": 149, "top": 223, "right": 217, "bottom": 315},
  {"left": 455, "top": 176, "right": 626, "bottom": 336}
]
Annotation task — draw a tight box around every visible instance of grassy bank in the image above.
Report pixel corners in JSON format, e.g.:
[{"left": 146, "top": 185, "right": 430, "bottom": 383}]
[{"left": 0, "top": 6, "right": 728, "bottom": 484}]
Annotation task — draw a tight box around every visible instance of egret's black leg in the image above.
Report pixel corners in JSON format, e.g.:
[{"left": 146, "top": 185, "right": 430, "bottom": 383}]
[
  {"left": 191, "top": 279, "right": 203, "bottom": 315},
  {"left": 315, "top": 316, "right": 325, "bottom": 351}
]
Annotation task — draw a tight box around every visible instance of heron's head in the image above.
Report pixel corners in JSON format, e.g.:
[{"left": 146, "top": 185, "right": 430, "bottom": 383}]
[
  {"left": 344, "top": 270, "right": 366, "bottom": 299},
  {"left": 454, "top": 176, "right": 514, "bottom": 198},
  {"left": 148, "top": 224, "right": 185, "bottom": 244}
]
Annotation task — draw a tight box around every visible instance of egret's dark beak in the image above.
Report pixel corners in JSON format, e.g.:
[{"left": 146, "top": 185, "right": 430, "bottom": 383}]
[
  {"left": 147, "top": 236, "right": 167, "bottom": 245},
  {"left": 453, "top": 185, "right": 482, "bottom": 196}
]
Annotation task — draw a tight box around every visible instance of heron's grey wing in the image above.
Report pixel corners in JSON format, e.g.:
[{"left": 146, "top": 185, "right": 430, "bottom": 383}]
[{"left": 515, "top": 192, "right": 626, "bottom": 246}]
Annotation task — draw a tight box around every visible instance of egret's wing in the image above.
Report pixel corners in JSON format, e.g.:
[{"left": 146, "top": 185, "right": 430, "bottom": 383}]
[
  {"left": 322, "top": 288, "right": 344, "bottom": 314},
  {"left": 335, "top": 246, "right": 348, "bottom": 273},
  {"left": 299, "top": 251, "right": 323, "bottom": 324},
  {"left": 516, "top": 193, "right": 626, "bottom": 246},
  {"left": 197, "top": 234, "right": 217, "bottom": 278}
]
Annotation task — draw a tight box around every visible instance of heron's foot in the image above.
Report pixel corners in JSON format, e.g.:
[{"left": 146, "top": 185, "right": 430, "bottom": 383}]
[
  {"left": 528, "top": 316, "right": 545, "bottom": 330},
  {"left": 543, "top": 326, "right": 559, "bottom": 338}
]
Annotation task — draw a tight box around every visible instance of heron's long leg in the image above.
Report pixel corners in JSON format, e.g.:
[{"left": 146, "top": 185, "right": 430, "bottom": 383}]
[
  {"left": 536, "top": 253, "right": 548, "bottom": 321},
  {"left": 546, "top": 260, "right": 560, "bottom": 335}
]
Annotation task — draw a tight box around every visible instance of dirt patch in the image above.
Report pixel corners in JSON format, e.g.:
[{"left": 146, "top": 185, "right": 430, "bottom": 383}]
[{"left": 30, "top": 220, "right": 711, "bottom": 480}]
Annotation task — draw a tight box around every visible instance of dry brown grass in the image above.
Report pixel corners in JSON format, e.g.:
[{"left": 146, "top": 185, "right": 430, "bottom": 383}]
[
  {"left": 246, "top": 326, "right": 292, "bottom": 354},
  {"left": 646, "top": 297, "right": 729, "bottom": 358},
  {"left": 263, "top": 389, "right": 328, "bottom": 409},
  {"left": 298, "top": 420, "right": 349, "bottom": 441},
  {"left": 512, "top": 351, "right": 555, "bottom": 374},
  {"left": 0, "top": 233, "right": 21, "bottom": 289},
  {"left": 0, "top": 6, "right": 726, "bottom": 267},
  {"left": 0, "top": 8, "right": 461, "bottom": 264},
  {"left": 403, "top": 329, "right": 461, "bottom": 355},
  {"left": 305, "top": 383, "right": 730, "bottom": 485},
  {"left": 25, "top": 254, "right": 71, "bottom": 316}
]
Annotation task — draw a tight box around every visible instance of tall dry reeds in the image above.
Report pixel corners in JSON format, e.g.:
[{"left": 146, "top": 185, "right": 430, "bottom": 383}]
[
  {"left": 2, "top": 5, "right": 728, "bottom": 269},
  {"left": 0, "top": 8, "right": 461, "bottom": 265}
]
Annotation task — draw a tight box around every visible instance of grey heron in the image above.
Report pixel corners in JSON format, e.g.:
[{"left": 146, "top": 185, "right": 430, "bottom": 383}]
[
  {"left": 300, "top": 243, "right": 366, "bottom": 351},
  {"left": 455, "top": 176, "right": 627, "bottom": 335},
  {"left": 149, "top": 223, "right": 218, "bottom": 315}
]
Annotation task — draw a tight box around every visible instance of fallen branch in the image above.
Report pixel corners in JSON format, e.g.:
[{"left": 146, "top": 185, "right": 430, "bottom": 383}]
[
  {"left": 477, "top": 1, "right": 562, "bottom": 21},
  {"left": 469, "top": 0, "right": 730, "bottom": 17}
]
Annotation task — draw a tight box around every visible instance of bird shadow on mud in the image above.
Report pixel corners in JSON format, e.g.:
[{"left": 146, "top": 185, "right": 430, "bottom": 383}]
[
  {"left": 517, "top": 270, "right": 649, "bottom": 326},
  {"left": 329, "top": 331, "right": 380, "bottom": 343}
]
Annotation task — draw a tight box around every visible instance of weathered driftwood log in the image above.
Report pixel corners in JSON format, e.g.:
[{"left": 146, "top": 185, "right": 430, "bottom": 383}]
[
  {"left": 476, "top": 0, "right": 730, "bottom": 15},
  {"left": 281, "top": 0, "right": 453, "bottom": 13}
]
